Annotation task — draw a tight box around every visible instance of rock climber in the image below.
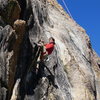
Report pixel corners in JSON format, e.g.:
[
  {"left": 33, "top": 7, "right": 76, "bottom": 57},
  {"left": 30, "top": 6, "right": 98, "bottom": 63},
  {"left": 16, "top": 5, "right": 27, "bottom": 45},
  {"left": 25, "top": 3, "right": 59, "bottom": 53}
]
[
  {"left": 38, "top": 37, "right": 55, "bottom": 61},
  {"left": 36, "top": 37, "right": 58, "bottom": 89},
  {"left": 34, "top": 37, "right": 55, "bottom": 73}
]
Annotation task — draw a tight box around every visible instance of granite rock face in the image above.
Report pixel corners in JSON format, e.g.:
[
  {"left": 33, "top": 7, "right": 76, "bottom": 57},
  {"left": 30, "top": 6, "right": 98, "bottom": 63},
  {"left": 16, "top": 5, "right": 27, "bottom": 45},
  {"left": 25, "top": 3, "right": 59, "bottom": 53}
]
[{"left": 0, "top": 0, "right": 100, "bottom": 100}]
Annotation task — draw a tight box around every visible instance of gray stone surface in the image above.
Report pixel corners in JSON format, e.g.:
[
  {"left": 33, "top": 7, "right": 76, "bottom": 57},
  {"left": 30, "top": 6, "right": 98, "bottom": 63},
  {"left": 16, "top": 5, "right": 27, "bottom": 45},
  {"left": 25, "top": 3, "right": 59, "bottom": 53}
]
[
  {"left": 0, "top": 0, "right": 100, "bottom": 100},
  {"left": 0, "top": 25, "right": 14, "bottom": 100}
]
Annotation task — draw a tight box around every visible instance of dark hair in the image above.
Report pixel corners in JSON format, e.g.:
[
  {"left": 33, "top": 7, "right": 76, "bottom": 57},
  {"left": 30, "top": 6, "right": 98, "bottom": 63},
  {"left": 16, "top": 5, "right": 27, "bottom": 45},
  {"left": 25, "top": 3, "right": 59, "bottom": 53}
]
[{"left": 49, "top": 37, "right": 55, "bottom": 44}]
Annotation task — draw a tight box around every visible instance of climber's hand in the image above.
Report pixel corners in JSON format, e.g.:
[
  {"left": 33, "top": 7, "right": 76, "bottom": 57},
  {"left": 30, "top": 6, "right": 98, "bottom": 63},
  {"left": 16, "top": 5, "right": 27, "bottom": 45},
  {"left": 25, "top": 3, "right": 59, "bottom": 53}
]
[{"left": 37, "top": 42, "right": 44, "bottom": 47}]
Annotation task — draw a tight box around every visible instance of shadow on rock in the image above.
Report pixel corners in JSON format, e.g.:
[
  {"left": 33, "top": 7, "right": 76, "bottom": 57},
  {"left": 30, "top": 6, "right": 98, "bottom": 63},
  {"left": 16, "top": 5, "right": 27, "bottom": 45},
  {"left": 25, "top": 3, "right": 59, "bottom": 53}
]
[{"left": 25, "top": 70, "right": 38, "bottom": 95}]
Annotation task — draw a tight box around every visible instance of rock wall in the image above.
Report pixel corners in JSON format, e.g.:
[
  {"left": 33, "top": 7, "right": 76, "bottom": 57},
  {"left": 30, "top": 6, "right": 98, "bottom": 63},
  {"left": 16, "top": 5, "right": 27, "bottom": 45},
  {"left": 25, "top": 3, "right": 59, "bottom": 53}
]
[{"left": 0, "top": 0, "right": 100, "bottom": 100}]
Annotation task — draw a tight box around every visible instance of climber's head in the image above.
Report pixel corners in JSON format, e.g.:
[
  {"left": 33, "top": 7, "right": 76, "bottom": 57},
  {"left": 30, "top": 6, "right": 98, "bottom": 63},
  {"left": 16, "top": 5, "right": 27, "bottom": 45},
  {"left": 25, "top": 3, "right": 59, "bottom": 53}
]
[{"left": 49, "top": 37, "right": 55, "bottom": 44}]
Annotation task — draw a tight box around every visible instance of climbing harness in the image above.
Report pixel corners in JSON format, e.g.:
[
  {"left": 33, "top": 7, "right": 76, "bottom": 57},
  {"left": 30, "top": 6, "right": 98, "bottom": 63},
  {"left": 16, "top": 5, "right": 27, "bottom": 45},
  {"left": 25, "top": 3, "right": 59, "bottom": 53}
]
[{"left": 61, "top": 0, "right": 74, "bottom": 19}]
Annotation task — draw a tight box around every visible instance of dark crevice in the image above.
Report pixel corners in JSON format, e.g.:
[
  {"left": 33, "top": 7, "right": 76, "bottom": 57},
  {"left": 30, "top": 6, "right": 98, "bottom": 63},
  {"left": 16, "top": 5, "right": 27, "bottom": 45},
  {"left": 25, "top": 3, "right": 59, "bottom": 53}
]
[
  {"left": 15, "top": 0, "right": 34, "bottom": 82},
  {"left": 17, "top": 0, "right": 33, "bottom": 23},
  {"left": 15, "top": 25, "right": 34, "bottom": 80},
  {"left": 27, "top": 14, "right": 35, "bottom": 30},
  {"left": 93, "top": 90, "right": 97, "bottom": 100},
  {"left": 93, "top": 81, "right": 97, "bottom": 100},
  {"left": 17, "top": 0, "right": 26, "bottom": 19},
  {"left": 98, "top": 63, "right": 100, "bottom": 68},
  {"left": 0, "top": 78, "right": 8, "bottom": 89},
  {"left": 15, "top": 30, "right": 33, "bottom": 100},
  {"left": 38, "top": 10, "right": 44, "bottom": 26}
]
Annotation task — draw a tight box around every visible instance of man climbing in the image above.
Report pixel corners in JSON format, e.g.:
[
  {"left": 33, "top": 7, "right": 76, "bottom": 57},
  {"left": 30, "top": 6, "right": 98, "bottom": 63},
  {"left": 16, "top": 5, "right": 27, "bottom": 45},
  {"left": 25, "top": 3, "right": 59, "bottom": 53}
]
[
  {"left": 39, "top": 37, "right": 55, "bottom": 61},
  {"left": 37, "top": 37, "right": 58, "bottom": 89},
  {"left": 44, "top": 37, "right": 55, "bottom": 55},
  {"left": 26, "top": 37, "right": 57, "bottom": 93},
  {"left": 35, "top": 37, "right": 55, "bottom": 73},
  {"left": 38, "top": 37, "right": 55, "bottom": 61},
  {"left": 28, "top": 37, "right": 55, "bottom": 73}
]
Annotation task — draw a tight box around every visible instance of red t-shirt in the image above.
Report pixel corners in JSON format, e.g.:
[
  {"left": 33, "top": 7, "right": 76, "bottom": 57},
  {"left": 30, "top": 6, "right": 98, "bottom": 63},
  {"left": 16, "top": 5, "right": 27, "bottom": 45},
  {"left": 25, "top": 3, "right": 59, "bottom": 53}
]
[{"left": 44, "top": 42, "right": 55, "bottom": 55}]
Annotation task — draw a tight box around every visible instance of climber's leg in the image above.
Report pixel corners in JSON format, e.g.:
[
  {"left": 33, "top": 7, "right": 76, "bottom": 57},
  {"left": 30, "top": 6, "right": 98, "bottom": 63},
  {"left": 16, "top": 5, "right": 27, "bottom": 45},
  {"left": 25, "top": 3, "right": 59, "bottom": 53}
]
[
  {"left": 40, "top": 46, "right": 48, "bottom": 61},
  {"left": 35, "top": 45, "right": 44, "bottom": 74}
]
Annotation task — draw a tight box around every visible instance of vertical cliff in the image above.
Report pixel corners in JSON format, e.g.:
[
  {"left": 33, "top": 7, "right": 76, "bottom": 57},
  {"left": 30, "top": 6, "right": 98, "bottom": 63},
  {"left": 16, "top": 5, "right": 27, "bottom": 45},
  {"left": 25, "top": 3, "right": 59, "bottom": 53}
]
[{"left": 0, "top": 0, "right": 100, "bottom": 100}]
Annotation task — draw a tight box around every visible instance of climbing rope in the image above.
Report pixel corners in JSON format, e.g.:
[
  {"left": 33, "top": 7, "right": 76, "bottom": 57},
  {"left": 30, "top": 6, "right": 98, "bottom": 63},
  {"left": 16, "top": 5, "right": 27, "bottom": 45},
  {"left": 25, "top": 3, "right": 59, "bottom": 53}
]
[{"left": 61, "top": 0, "right": 74, "bottom": 19}]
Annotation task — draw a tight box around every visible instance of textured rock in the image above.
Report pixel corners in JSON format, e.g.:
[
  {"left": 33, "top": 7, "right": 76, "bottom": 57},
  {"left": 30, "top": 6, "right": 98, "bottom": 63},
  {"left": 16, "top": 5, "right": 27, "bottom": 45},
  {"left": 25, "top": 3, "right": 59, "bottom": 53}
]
[
  {"left": 0, "top": 0, "right": 21, "bottom": 25},
  {"left": 0, "top": 0, "right": 100, "bottom": 100},
  {"left": 7, "top": 20, "right": 26, "bottom": 99},
  {"left": 10, "top": 79, "right": 21, "bottom": 100},
  {"left": 0, "top": 20, "right": 26, "bottom": 100},
  {"left": 0, "top": 25, "right": 15, "bottom": 100}
]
